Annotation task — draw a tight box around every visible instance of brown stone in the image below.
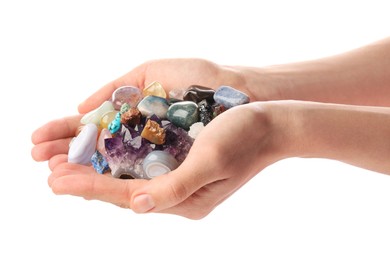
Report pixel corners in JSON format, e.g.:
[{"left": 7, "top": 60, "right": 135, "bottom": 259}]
[
  {"left": 141, "top": 119, "right": 166, "bottom": 145},
  {"left": 120, "top": 108, "right": 142, "bottom": 128}
]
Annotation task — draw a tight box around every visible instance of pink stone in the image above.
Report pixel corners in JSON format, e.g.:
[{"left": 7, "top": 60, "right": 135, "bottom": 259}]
[
  {"left": 97, "top": 128, "right": 112, "bottom": 157},
  {"left": 112, "top": 86, "right": 142, "bottom": 110}
]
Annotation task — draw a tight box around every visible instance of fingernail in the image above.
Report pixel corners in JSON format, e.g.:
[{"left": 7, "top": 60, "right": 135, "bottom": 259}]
[{"left": 133, "top": 194, "right": 155, "bottom": 213}]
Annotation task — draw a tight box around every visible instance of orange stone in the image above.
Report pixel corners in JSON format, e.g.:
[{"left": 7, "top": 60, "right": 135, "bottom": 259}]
[{"left": 141, "top": 119, "right": 166, "bottom": 145}]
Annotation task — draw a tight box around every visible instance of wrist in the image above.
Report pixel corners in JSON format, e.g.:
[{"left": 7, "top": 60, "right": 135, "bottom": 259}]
[{"left": 250, "top": 101, "right": 303, "bottom": 161}]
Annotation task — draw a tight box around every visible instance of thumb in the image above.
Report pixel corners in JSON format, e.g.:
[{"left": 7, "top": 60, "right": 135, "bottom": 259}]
[
  {"left": 78, "top": 64, "right": 147, "bottom": 114},
  {"left": 130, "top": 161, "right": 210, "bottom": 213}
]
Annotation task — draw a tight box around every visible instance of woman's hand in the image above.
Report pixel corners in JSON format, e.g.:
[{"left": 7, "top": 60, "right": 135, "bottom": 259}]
[{"left": 32, "top": 101, "right": 293, "bottom": 219}]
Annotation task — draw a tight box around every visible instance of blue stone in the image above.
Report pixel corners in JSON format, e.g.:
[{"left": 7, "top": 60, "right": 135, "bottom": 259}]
[
  {"left": 108, "top": 112, "right": 122, "bottom": 134},
  {"left": 91, "top": 150, "right": 110, "bottom": 174},
  {"left": 213, "top": 86, "right": 250, "bottom": 109},
  {"left": 137, "top": 95, "right": 169, "bottom": 119},
  {"left": 166, "top": 101, "right": 198, "bottom": 130}
]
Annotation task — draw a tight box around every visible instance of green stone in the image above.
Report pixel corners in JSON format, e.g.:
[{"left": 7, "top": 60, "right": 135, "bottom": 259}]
[{"left": 167, "top": 101, "right": 199, "bottom": 130}]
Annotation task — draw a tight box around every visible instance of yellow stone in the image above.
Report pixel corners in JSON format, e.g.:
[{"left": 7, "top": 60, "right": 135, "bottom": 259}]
[
  {"left": 141, "top": 119, "right": 166, "bottom": 145},
  {"left": 100, "top": 110, "right": 118, "bottom": 129},
  {"left": 143, "top": 81, "right": 166, "bottom": 98}
]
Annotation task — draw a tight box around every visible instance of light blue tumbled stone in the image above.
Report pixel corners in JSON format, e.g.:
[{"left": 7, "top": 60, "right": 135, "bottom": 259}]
[
  {"left": 142, "top": 151, "right": 179, "bottom": 179},
  {"left": 213, "top": 86, "right": 250, "bottom": 109},
  {"left": 68, "top": 124, "right": 98, "bottom": 165},
  {"left": 137, "top": 95, "right": 169, "bottom": 119},
  {"left": 166, "top": 101, "right": 198, "bottom": 130}
]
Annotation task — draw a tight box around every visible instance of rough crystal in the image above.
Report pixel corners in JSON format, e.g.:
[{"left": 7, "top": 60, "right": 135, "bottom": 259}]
[
  {"left": 97, "top": 128, "right": 112, "bottom": 157},
  {"left": 141, "top": 119, "right": 166, "bottom": 145},
  {"left": 91, "top": 150, "right": 110, "bottom": 174},
  {"left": 120, "top": 107, "right": 141, "bottom": 128},
  {"left": 198, "top": 99, "right": 213, "bottom": 125}
]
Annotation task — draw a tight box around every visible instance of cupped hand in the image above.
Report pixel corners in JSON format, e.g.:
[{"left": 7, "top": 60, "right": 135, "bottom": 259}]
[{"left": 32, "top": 101, "right": 290, "bottom": 219}]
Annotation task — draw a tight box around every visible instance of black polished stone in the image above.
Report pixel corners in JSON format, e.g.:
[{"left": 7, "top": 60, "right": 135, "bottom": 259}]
[{"left": 183, "top": 85, "right": 215, "bottom": 104}]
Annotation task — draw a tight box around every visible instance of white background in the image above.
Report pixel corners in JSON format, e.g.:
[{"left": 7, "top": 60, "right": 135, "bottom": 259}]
[{"left": 1, "top": 0, "right": 390, "bottom": 259}]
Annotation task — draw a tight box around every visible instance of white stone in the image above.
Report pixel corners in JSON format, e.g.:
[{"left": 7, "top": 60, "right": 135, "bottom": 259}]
[
  {"left": 142, "top": 151, "right": 179, "bottom": 179},
  {"left": 188, "top": 122, "right": 204, "bottom": 139},
  {"left": 68, "top": 124, "right": 98, "bottom": 165},
  {"left": 80, "top": 101, "right": 115, "bottom": 125}
]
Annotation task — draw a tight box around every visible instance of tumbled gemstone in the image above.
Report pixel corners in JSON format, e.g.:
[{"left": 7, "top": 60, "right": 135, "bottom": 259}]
[
  {"left": 108, "top": 112, "right": 121, "bottom": 134},
  {"left": 212, "top": 103, "right": 226, "bottom": 118},
  {"left": 198, "top": 99, "right": 213, "bottom": 125},
  {"left": 91, "top": 150, "right": 110, "bottom": 174},
  {"left": 137, "top": 95, "right": 169, "bottom": 119},
  {"left": 112, "top": 86, "right": 142, "bottom": 110},
  {"left": 143, "top": 81, "right": 166, "bottom": 98},
  {"left": 80, "top": 101, "right": 115, "bottom": 125},
  {"left": 97, "top": 128, "right": 112, "bottom": 157},
  {"left": 213, "top": 85, "right": 250, "bottom": 108},
  {"left": 68, "top": 123, "right": 98, "bottom": 165},
  {"left": 168, "top": 88, "right": 185, "bottom": 100},
  {"left": 142, "top": 151, "right": 179, "bottom": 179},
  {"left": 100, "top": 110, "right": 118, "bottom": 129},
  {"left": 141, "top": 119, "right": 166, "bottom": 145},
  {"left": 183, "top": 85, "right": 215, "bottom": 103},
  {"left": 188, "top": 122, "right": 204, "bottom": 139},
  {"left": 120, "top": 107, "right": 141, "bottom": 128},
  {"left": 120, "top": 103, "right": 131, "bottom": 114},
  {"left": 166, "top": 101, "right": 199, "bottom": 130}
]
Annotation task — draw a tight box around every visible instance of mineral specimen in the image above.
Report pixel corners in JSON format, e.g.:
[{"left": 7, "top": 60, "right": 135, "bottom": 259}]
[
  {"left": 166, "top": 101, "right": 199, "bottom": 130},
  {"left": 137, "top": 95, "right": 169, "bottom": 119},
  {"left": 183, "top": 85, "right": 215, "bottom": 103},
  {"left": 68, "top": 123, "right": 98, "bottom": 165},
  {"left": 142, "top": 151, "right": 179, "bottom": 178},
  {"left": 80, "top": 101, "right": 115, "bottom": 125},
  {"left": 141, "top": 119, "right": 166, "bottom": 145},
  {"left": 213, "top": 85, "right": 250, "bottom": 108},
  {"left": 112, "top": 86, "right": 142, "bottom": 110},
  {"left": 143, "top": 81, "right": 166, "bottom": 98},
  {"left": 198, "top": 99, "right": 213, "bottom": 125},
  {"left": 120, "top": 107, "right": 142, "bottom": 128},
  {"left": 91, "top": 150, "right": 110, "bottom": 174}
]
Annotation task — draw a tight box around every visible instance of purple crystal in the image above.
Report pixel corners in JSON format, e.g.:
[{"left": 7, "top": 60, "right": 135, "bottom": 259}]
[{"left": 162, "top": 123, "right": 194, "bottom": 163}]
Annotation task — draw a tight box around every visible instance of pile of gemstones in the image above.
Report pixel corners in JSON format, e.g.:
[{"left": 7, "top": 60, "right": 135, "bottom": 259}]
[{"left": 68, "top": 82, "right": 250, "bottom": 179}]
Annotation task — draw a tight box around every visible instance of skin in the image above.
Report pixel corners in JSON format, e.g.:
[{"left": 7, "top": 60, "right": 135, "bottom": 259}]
[{"left": 31, "top": 37, "right": 390, "bottom": 219}]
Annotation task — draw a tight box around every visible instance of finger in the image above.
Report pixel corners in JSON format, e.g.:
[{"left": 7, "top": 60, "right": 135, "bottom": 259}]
[
  {"left": 51, "top": 166, "right": 147, "bottom": 208},
  {"left": 78, "top": 63, "right": 148, "bottom": 114},
  {"left": 48, "top": 154, "right": 68, "bottom": 170},
  {"left": 31, "top": 138, "right": 73, "bottom": 162},
  {"left": 130, "top": 149, "right": 219, "bottom": 213},
  {"left": 48, "top": 162, "right": 93, "bottom": 187},
  {"left": 31, "top": 115, "right": 82, "bottom": 145},
  {"left": 157, "top": 174, "right": 250, "bottom": 219}
]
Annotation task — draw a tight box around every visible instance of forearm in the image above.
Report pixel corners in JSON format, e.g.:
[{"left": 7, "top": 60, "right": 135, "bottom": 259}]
[
  {"left": 280, "top": 101, "right": 390, "bottom": 174},
  {"left": 238, "top": 37, "right": 390, "bottom": 105}
]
